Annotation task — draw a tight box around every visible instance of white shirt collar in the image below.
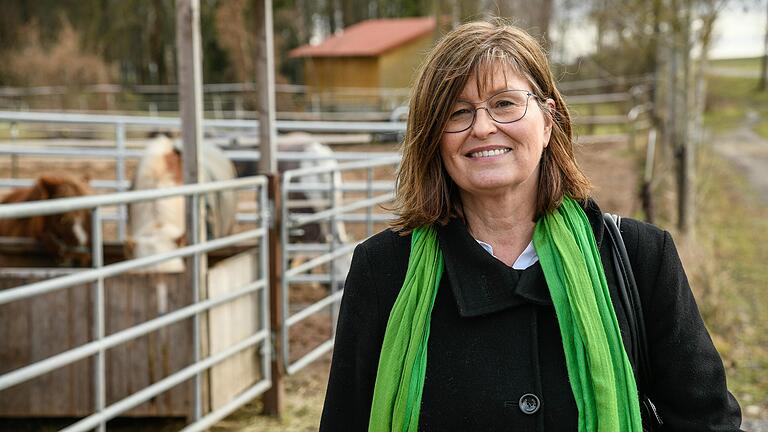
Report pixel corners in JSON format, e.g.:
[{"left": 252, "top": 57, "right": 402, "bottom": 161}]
[{"left": 475, "top": 239, "right": 539, "bottom": 270}]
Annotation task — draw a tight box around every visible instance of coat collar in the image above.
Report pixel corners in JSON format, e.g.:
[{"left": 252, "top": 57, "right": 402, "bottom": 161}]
[{"left": 436, "top": 199, "right": 605, "bottom": 317}]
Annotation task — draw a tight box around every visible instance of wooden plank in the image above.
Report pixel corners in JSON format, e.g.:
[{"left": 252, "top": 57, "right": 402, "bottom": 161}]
[
  {"left": 207, "top": 249, "right": 263, "bottom": 411},
  {"left": 0, "top": 272, "right": 193, "bottom": 417},
  {"left": 0, "top": 278, "right": 31, "bottom": 414},
  {"left": 0, "top": 279, "right": 92, "bottom": 416},
  {"left": 104, "top": 273, "right": 191, "bottom": 417}
]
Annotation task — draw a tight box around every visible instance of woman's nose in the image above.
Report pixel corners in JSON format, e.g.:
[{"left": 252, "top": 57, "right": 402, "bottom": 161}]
[{"left": 471, "top": 108, "right": 497, "bottom": 138}]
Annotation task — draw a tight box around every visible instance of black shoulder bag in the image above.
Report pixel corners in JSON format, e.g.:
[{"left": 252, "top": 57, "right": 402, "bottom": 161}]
[{"left": 602, "top": 213, "right": 664, "bottom": 431}]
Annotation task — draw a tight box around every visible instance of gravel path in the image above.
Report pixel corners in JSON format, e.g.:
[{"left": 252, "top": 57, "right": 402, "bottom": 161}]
[
  {"left": 711, "top": 112, "right": 768, "bottom": 430},
  {"left": 744, "top": 418, "right": 768, "bottom": 431},
  {"left": 712, "top": 110, "right": 768, "bottom": 203}
]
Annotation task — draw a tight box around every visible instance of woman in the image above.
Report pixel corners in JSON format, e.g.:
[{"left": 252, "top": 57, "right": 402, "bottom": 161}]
[{"left": 320, "top": 21, "right": 742, "bottom": 431}]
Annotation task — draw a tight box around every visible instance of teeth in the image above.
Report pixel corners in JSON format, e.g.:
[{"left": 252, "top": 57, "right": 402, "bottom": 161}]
[{"left": 469, "top": 148, "right": 510, "bottom": 158}]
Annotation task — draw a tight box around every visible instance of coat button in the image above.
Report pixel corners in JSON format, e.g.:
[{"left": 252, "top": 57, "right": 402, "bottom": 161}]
[{"left": 519, "top": 393, "right": 540, "bottom": 415}]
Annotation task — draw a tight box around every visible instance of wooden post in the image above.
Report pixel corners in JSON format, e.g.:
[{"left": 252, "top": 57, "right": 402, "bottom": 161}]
[
  {"left": 677, "top": 5, "right": 694, "bottom": 235},
  {"left": 254, "top": 0, "right": 284, "bottom": 417},
  {"left": 264, "top": 174, "right": 285, "bottom": 416},
  {"left": 255, "top": 0, "right": 277, "bottom": 175},
  {"left": 176, "top": 0, "right": 208, "bottom": 420}
]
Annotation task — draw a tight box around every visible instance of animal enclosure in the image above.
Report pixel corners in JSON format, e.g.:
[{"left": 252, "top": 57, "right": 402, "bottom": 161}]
[{"left": 0, "top": 128, "right": 400, "bottom": 428}]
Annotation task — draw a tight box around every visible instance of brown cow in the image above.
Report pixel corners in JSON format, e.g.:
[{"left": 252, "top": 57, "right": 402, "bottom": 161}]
[{"left": 0, "top": 174, "right": 92, "bottom": 266}]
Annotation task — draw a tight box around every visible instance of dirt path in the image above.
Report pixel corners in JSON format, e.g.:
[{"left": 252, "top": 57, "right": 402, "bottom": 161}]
[{"left": 711, "top": 110, "right": 768, "bottom": 203}]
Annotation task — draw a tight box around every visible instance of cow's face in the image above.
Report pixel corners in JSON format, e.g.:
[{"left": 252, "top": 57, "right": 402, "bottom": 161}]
[{"left": 38, "top": 176, "right": 93, "bottom": 266}]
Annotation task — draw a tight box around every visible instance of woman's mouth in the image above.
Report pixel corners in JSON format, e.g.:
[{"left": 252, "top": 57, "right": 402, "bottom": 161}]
[{"left": 467, "top": 148, "right": 511, "bottom": 159}]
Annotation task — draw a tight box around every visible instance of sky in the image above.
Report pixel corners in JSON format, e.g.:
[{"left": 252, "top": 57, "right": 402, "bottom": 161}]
[
  {"left": 710, "top": 4, "right": 764, "bottom": 59},
  {"left": 552, "top": 2, "right": 765, "bottom": 62}
]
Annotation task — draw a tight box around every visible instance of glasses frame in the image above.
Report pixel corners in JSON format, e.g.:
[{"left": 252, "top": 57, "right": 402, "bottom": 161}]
[{"left": 443, "top": 89, "right": 540, "bottom": 134}]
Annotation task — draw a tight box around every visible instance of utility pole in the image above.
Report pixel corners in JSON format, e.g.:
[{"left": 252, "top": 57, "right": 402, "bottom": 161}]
[
  {"left": 176, "top": 0, "right": 207, "bottom": 420},
  {"left": 254, "top": 0, "right": 285, "bottom": 418}
]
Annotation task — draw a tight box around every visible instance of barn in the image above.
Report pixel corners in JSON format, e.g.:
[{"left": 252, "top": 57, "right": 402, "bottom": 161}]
[{"left": 289, "top": 17, "right": 437, "bottom": 111}]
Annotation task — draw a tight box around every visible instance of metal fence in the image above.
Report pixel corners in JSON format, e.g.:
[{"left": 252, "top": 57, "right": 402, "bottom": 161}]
[
  {"left": 0, "top": 83, "right": 413, "bottom": 117},
  {"left": 0, "top": 110, "right": 401, "bottom": 430},
  {"left": 279, "top": 156, "right": 400, "bottom": 376},
  {"left": 0, "top": 177, "right": 270, "bottom": 431},
  {"left": 0, "top": 76, "right": 651, "bottom": 118},
  {"left": 0, "top": 110, "right": 402, "bottom": 243},
  {"left": 0, "top": 83, "right": 655, "bottom": 427}
]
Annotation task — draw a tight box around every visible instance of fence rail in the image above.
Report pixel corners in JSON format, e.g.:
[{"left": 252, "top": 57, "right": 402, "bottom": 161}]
[
  {"left": 0, "top": 176, "right": 271, "bottom": 431},
  {"left": 280, "top": 156, "right": 400, "bottom": 376},
  {"left": 0, "top": 81, "right": 655, "bottom": 428},
  {"left": 0, "top": 76, "right": 651, "bottom": 116}
]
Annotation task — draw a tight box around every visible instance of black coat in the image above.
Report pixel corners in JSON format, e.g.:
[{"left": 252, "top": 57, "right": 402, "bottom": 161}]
[{"left": 319, "top": 200, "right": 742, "bottom": 431}]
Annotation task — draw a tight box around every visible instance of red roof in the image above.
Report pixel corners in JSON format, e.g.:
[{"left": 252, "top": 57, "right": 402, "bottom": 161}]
[{"left": 289, "top": 17, "right": 436, "bottom": 58}]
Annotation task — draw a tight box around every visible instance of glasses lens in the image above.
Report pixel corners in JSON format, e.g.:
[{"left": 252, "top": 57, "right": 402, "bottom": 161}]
[
  {"left": 444, "top": 90, "right": 533, "bottom": 133},
  {"left": 488, "top": 90, "right": 529, "bottom": 123},
  {"left": 445, "top": 102, "right": 475, "bottom": 133}
]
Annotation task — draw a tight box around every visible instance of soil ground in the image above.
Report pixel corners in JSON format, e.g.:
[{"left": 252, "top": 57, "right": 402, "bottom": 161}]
[
  {"left": 212, "top": 138, "right": 642, "bottom": 431},
  {"left": 3, "top": 134, "right": 766, "bottom": 430}
]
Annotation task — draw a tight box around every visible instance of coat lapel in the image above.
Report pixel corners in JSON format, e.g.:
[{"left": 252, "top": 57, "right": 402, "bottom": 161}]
[{"left": 436, "top": 199, "right": 606, "bottom": 317}]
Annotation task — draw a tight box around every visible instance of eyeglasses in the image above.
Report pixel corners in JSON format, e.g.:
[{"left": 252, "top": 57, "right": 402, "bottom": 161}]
[{"left": 444, "top": 89, "right": 539, "bottom": 133}]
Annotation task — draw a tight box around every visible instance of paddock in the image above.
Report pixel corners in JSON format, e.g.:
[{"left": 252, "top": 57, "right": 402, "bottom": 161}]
[
  {"left": 0, "top": 80, "right": 647, "bottom": 430},
  {"left": 0, "top": 111, "right": 404, "bottom": 430}
]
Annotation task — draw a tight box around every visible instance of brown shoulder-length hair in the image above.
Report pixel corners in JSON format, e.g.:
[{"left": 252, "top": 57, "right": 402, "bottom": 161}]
[{"left": 390, "top": 20, "right": 591, "bottom": 234}]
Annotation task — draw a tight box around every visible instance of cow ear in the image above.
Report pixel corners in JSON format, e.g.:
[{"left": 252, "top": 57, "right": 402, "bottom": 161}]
[{"left": 32, "top": 176, "right": 58, "bottom": 200}]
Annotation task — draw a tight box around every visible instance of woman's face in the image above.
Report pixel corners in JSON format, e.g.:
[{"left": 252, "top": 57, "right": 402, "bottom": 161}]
[{"left": 439, "top": 65, "right": 554, "bottom": 200}]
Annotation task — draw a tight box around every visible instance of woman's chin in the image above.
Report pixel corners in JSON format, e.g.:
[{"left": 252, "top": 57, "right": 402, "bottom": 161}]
[
  {"left": 455, "top": 171, "right": 540, "bottom": 197},
  {"left": 462, "top": 178, "right": 521, "bottom": 195}
]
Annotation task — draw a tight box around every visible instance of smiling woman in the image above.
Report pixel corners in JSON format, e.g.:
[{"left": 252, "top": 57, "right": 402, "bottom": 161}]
[
  {"left": 439, "top": 70, "right": 554, "bottom": 240},
  {"left": 319, "top": 20, "right": 743, "bottom": 432}
]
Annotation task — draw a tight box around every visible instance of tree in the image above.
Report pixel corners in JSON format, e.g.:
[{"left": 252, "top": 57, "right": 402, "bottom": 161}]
[{"left": 760, "top": 0, "right": 768, "bottom": 90}]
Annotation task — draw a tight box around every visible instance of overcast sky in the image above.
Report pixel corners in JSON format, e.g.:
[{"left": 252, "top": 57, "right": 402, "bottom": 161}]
[
  {"left": 552, "top": 3, "right": 764, "bottom": 62},
  {"left": 710, "top": 4, "right": 764, "bottom": 59}
]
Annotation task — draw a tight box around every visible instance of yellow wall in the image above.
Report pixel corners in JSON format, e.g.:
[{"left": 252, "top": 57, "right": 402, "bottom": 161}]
[
  {"left": 299, "top": 32, "right": 436, "bottom": 110},
  {"left": 303, "top": 57, "right": 379, "bottom": 90},
  {"left": 378, "top": 33, "right": 435, "bottom": 88}
]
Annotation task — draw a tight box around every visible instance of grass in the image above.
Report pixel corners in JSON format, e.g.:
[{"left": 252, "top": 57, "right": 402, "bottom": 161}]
[
  {"left": 211, "top": 360, "right": 330, "bottom": 432},
  {"left": 704, "top": 74, "right": 768, "bottom": 138},
  {"left": 658, "top": 70, "right": 768, "bottom": 413},
  {"left": 680, "top": 146, "right": 768, "bottom": 411},
  {"left": 710, "top": 56, "right": 762, "bottom": 71}
]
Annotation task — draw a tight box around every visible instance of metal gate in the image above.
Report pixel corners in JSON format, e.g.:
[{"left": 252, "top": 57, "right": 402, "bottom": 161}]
[
  {"left": 0, "top": 177, "right": 271, "bottom": 431},
  {"left": 279, "top": 156, "right": 400, "bottom": 375}
]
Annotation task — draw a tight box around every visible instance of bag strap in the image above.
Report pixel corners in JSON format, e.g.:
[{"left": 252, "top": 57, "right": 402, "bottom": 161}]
[{"left": 602, "top": 213, "right": 663, "bottom": 429}]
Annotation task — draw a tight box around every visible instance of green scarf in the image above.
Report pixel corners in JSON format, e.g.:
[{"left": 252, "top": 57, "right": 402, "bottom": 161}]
[{"left": 368, "top": 197, "right": 642, "bottom": 431}]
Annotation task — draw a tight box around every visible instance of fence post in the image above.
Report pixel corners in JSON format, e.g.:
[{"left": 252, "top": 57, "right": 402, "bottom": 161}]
[
  {"left": 176, "top": 0, "right": 208, "bottom": 420},
  {"left": 91, "top": 207, "right": 106, "bottom": 432},
  {"left": 642, "top": 128, "right": 657, "bottom": 224},
  {"left": 254, "top": 0, "right": 281, "bottom": 412},
  {"left": 263, "top": 173, "right": 285, "bottom": 416}
]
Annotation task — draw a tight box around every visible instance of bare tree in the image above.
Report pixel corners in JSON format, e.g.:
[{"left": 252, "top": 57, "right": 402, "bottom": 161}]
[{"left": 760, "top": 0, "right": 768, "bottom": 90}]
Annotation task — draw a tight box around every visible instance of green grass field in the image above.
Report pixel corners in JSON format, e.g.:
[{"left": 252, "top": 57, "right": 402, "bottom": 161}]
[
  {"left": 711, "top": 56, "right": 762, "bottom": 71},
  {"left": 687, "top": 146, "right": 768, "bottom": 411},
  {"left": 689, "top": 70, "right": 768, "bottom": 413},
  {"left": 704, "top": 73, "right": 768, "bottom": 138}
]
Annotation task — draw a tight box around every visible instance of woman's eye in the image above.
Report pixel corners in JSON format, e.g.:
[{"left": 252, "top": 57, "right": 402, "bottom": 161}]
[
  {"left": 495, "top": 99, "right": 516, "bottom": 108},
  {"left": 450, "top": 108, "right": 472, "bottom": 118}
]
